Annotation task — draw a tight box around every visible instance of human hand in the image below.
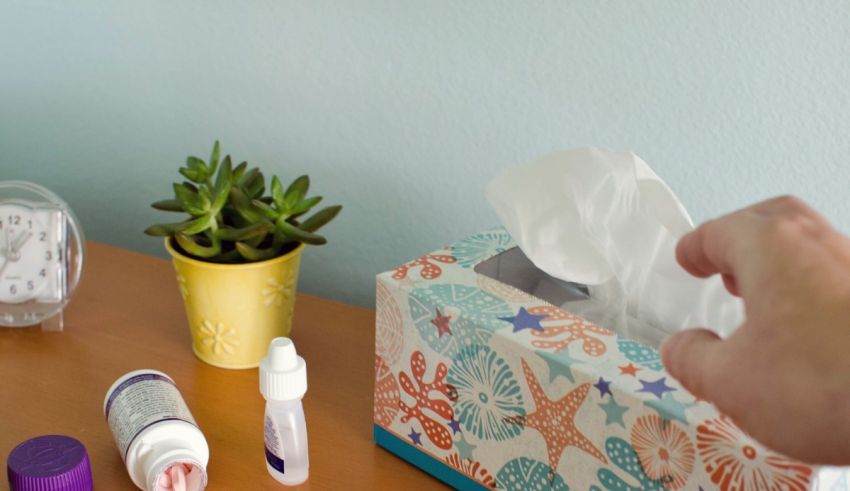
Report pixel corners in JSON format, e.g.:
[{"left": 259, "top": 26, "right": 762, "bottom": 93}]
[{"left": 660, "top": 196, "right": 850, "bottom": 465}]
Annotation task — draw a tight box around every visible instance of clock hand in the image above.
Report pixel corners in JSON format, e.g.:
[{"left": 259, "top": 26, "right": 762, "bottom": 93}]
[{"left": 12, "top": 230, "right": 33, "bottom": 254}]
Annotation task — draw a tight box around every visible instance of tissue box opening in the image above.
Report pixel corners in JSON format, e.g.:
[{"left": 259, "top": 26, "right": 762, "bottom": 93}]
[
  {"left": 473, "top": 246, "right": 589, "bottom": 305},
  {"left": 474, "top": 246, "right": 661, "bottom": 345}
]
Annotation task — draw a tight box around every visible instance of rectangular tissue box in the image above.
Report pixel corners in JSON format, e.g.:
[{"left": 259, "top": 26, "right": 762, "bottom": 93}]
[{"left": 373, "top": 227, "right": 846, "bottom": 490}]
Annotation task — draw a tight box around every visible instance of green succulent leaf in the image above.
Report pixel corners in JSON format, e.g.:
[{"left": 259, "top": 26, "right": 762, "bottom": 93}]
[
  {"left": 252, "top": 199, "right": 280, "bottom": 220},
  {"left": 182, "top": 215, "right": 214, "bottom": 235},
  {"left": 173, "top": 183, "right": 208, "bottom": 215},
  {"left": 235, "top": 241, "right": 281, "bottom": 261},
  {"left": 238, "top": 167, "right": 259, "bottom": 187},
  {"left": 144, "top": 221, "right": 192, "bottom": 236},
  {"left": 211, "top": 249, "right": 242, "bottom": 263},
  {"left": 151, "top": 199, "right": 184, "bottom": 212},
  {"left": 243, "top": 169, "right": 265, "bottom": 199},
  {"left": 299, "top": 205, "right": 342, "bottom": 232},
  {"left": 232, "top": 161, "right": 248, "bottom": 182},
  {"left": 209, "top": 141, "right": 221, "bottom": 176},
  {"left": 276, "top": 219, "right": 327, "bottom": 245},
  {"left": 271, "top": 176, "right": 286, "bottom": 209},
  {"left": 186, "top": 157, "right": 208, "bottom": 180},
  {"left": 211, "top": 156, "right": 233, "bottom": 213},
  {"left": 176, "top": 233, "right": 221, "bottom": 258},
  {"left": 285, "top": 175, "right": 309, "bottom": 208},
  {"left": 215, "top": 222, "right": 272, "bottom": 241},
  {"left": 179, "top": 167, "right": 206, "bottom": 184},
  {"left": 229, "top": 187, "right": 264, "bottom": 222},
  {"left": 290, "top": 196, "right": 322, "bottom": 217}
]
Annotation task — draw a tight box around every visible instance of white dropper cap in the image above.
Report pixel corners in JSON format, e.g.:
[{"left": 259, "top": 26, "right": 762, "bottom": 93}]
[{"left": 259, "top": 337, "right": 307, "bottom": 401}]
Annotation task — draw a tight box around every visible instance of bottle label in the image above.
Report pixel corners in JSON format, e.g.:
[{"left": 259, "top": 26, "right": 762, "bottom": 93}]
[
  {"left": 264, "top": 414, "right": 285, "bottom": 473},
  {"left": 105, "top": 372, "right": 197, "bottom": 460}
]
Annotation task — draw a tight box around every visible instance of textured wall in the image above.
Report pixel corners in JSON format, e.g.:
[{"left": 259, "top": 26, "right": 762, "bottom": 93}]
[{"left": 1, "top": 1, "right": 848, "bottom": 307}]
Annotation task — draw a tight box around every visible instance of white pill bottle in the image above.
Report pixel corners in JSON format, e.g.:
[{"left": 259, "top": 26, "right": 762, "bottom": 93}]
[
  {"left": 104, "top": 369, "right": 209, "bottom": 491},
  {"left": 259, "top": 337, "right": 309, "bottom": 485}
]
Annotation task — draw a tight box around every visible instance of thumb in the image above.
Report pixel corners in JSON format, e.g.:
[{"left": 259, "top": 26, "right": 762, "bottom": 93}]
[{"left": 660, "top": 328, "right": 723, "bottom": 401}]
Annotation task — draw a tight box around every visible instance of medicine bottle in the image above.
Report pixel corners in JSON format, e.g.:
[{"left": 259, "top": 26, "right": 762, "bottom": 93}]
[
  {"left": 104, "top": 369, "right": 209, "bottom": 491},
  {"left": 259, "top": 337, "right": 309, "bottom": 485}
]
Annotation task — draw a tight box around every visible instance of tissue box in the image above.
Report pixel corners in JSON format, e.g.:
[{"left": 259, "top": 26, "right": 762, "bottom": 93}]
[{"left": 373, "top": 227, "right": 847, "bottom": 490}]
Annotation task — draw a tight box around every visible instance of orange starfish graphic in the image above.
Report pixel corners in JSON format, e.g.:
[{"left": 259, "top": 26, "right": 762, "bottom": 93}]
[
  {"left": 507, "top": 359, "right": 607, "bottom": 474},
  {"left": 619, "top": 363, "right": 641, "bottom": 377}
]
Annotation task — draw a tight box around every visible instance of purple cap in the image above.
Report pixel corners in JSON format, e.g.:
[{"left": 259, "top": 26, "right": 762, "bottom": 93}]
[{"left": 7, "top": 435, "right": 93, "bottom": 491}]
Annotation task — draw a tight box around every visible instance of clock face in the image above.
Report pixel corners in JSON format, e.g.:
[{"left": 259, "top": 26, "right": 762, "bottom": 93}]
[{"left": 0, "top": 203, "right": 65, "bottom": 304}]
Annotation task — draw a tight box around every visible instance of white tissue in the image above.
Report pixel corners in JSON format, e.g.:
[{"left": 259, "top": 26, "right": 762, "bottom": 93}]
[{"left": 486, "top": 148, "right": 743, "bottom": 347}]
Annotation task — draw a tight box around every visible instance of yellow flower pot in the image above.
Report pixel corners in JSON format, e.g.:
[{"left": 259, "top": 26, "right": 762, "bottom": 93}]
[{"left": 166, "top": 238, "right": 304, "bottom": 369}]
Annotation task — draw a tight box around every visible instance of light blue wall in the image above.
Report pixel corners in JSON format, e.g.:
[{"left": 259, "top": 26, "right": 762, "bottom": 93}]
[{"left": 1, "top": 1, "right": 848, "bottom": 307}]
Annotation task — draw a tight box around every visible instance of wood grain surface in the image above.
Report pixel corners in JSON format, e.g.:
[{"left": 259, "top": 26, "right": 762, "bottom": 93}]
[{"left": 0, "top": 242, "right": 447, "bottom": 490}]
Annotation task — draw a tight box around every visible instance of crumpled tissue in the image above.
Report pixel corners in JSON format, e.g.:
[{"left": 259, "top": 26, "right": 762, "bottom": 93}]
[{"left": 486, "top": 147, "right": 743, "bottom": 347}]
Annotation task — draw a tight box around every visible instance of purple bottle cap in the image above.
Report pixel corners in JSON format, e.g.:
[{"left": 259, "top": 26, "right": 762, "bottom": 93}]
[{"left": 7, "top": 435, "right": 93, "bottom": 491}]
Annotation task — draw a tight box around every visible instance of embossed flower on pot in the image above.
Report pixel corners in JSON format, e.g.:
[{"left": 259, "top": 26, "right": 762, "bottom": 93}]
[
  {"left": 176, "top": 274, "right": 189, "bottom": 300},
  {"left": 198, "top": 320, "right": 239, "bottom": 355},
  {"left": 262, "top": 268, "right": 296, "bottom": 309},
  {"left": 448, "top": 344, "right": 525, "bottom": 441}
]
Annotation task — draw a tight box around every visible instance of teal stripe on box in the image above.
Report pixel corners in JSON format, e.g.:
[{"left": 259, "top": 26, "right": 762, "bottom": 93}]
[{"left": 373, "top": 425, "right": 488, "bottom": 490}]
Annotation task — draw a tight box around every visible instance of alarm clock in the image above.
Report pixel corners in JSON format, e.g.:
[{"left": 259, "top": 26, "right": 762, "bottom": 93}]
[{"left": 0, "top": 181, "right": 84, "bottom": 330}]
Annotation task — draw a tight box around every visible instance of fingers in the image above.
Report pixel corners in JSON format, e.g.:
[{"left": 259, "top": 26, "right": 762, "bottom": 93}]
[
  {"left": 660, "top": 328, "right": 723, "bottom": 401},
  {"left": 676, "top": 214, "right": 750, "bottom": 278},
  {"left": 676, "top": 195, "right": 825, "bottom": 283}
]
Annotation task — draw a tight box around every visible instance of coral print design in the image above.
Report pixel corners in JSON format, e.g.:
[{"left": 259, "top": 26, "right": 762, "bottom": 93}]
[
  {"left": 447, "top": 345, "right": 525, "bottom": 441},
  {"left": 373, "top": 355, "right": 400, "bottom": 427},
  {"left": 444, "top": 453, "right": 496, "bottom": 489},
  {"left": 375, "top": 282, "right": 404, "bottom": 365},
  {"left": 592, "top": 437, "right": 667, "bottom": 491},
  {"left": 497, "top": 457, "right": 570, "bottom": 491},
  {"left": 450, "top": 228, "right": 512, "bottom": 268},
  {"left": 398, "top": 351, "right": 458, "bottom": 450},
  {"left": 198, "top": 320, "right": 238, "bottom": 355},
  {"left": 697, "top": 416, "right": 812, "bottom": 491},
  {"left": 630, "top": 415, "right": 695, "bottom": 489},
  {"left": 618, "top": 338, "right": 664, "bottom": 371},
  {"left": 507, "top": 359, "right": 606, "bottom": 474},
  {"left": 409, "top": 284, "right": 513, "bottom": 359},
  {"left": 393, "top": 253, "right": 457, "bottom": 280},
  {"left": 527, "top": 305, "right": 614, "bottom": 356}
]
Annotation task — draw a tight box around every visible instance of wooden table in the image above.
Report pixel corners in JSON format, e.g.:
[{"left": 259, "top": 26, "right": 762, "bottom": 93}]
[{"left": 0, "top": 242, "right": 447, "bottom": 490}]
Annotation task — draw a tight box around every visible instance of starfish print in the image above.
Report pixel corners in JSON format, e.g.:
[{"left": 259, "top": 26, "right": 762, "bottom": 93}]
[
  {"left": 593, "top": 377, "right": 613, "bottom": 398},
  {"left": 507, "top": 358, "right": 607, "bottom": 473},
  {"left": 638, "top": 377, "right": 677, "bottom": 399},
  {"left": 499, "top": 307, "right": 547, "bottom": 333},
  {"left": 408, "top": 428, "right": 423, "bottom": 446},
  {"left": 430, "top": 308, "right": 453, "bottom": 337},
  {"left": 448, "top": 418, "right": 462, "bottom": 435},
  {"left": 598, "top": 397, "right": 629, "bottom": 428},
  {"left": 619, "top": 363, "right": 641, "bottom": 377},
  {"left": 644, "top": 392, "right": 696, "bottom": 425}
]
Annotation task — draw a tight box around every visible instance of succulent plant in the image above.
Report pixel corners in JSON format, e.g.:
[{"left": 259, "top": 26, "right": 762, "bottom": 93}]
[{"left": 144, "top": 141, "right": 341, "bottom": 263}]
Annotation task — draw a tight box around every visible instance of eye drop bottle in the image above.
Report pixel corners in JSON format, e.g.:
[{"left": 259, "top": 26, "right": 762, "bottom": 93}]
[
  {"left": 259, "top": 337, "right": 309, "bottom": 485},
  {"left": 104, "top": 369, "right": 209, "bottom": 491}
]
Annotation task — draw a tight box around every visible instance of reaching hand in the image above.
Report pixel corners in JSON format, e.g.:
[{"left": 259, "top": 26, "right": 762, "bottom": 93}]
[{"left": 661, "top": 196, "right": 850, "bottom": 465}]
